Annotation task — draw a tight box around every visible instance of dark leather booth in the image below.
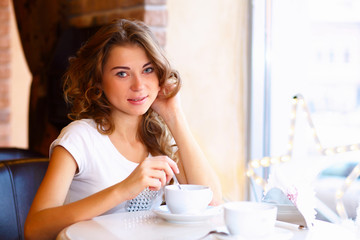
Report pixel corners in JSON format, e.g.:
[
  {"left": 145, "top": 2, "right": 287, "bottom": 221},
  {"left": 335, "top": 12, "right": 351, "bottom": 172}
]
[
  {"left": 0, "top": 148, "right": 44, "bottom": 161},
  {"left": 0, "top": 158, "right": 48, "bottom": 240}
]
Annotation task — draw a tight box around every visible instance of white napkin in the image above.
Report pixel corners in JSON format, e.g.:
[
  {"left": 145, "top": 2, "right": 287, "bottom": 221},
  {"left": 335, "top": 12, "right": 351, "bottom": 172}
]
[
  {"left": 340, "top": 201, "right": 360, "bottom": 238},
  {"left": 263, "top": 164, "right": 317, "bottom": 228}
]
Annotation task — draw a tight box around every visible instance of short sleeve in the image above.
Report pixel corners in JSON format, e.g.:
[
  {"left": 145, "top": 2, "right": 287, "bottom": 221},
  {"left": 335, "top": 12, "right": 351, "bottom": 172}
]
[{"left": 49, "top": 120, "right": 95, "bottom": 176}]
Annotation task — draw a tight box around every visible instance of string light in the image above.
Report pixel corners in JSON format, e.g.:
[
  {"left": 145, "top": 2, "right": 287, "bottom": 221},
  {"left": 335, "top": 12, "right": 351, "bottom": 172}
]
[
  {"left": 350, "top": 144, "right": 359, "bottom": 151},
  {"left": 247, "top": 94, "right": 360, "bottom": 219},
  {"left": 282, "top": 156, "right": 290, "bottom": 162},
  {"left": 246, "top": 169, "right": 254, "bottom": 177},
  {"left": 270, "top": 156, "right": 281, "bottom": 164},
  {"left": 316, "top": 144, "right": 322, "bottom": 151}
]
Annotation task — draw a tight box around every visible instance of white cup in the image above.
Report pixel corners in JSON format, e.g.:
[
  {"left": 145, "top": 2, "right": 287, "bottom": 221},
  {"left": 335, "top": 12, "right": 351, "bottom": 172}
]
[
  {"left": 165, "top": 184, "right": 213, "bottom": 214},
  {"left": 224, "top": 201, "right": 277, "bottom": 237}
]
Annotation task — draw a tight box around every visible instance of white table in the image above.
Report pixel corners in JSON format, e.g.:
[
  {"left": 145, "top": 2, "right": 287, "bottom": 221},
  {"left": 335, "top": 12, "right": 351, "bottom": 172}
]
[{"left": 57, "top": 210, "right": 358, "bottom": 240}]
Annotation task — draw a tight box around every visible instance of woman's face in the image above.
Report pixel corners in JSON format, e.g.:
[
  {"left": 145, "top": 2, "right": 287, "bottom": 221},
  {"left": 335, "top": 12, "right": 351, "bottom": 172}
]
[{"left": 102, "top": 44, "right": 160, "bottom": 118}]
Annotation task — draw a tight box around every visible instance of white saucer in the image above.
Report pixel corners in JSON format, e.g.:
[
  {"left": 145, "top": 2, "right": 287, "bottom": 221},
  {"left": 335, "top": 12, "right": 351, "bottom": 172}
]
[
  {"left": 152, "top": 205, "right": 222, "bottom": 223},
  {"left": 214, "top": 227, "right": 293, "bottom": 240}
]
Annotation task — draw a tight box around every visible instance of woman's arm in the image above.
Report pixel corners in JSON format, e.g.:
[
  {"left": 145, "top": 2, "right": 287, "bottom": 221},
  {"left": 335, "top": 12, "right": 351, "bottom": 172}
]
[
  {"left": 151, "top": 93, "right": 223, "bottom": 205},
  {"left": 25, "top": 146, "right": 178, "bottom": 240},
  {"left": 24, "top": 146, "right": 127, "bottom": 240}
]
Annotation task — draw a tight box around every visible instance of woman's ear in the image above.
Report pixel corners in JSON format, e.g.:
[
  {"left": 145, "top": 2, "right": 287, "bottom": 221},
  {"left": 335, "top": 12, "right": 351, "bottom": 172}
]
[
  {"left": 96, "top": 81, "right": 103, "bottom": 89},
  {"left": 95, "top": 82, "right": 103, "bottom": 96}
]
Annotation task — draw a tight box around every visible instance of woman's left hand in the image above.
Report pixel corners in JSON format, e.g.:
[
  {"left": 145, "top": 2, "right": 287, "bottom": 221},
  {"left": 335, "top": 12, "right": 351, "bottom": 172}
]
[{"left": 151, "top": 85, "right": 182, "bottom": 123}]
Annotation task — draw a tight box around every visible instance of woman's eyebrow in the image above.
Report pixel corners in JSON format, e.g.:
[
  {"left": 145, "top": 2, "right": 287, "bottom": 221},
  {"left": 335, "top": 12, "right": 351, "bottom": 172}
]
[
  {"left": 143, "top": 62, "right": 152, "bottom": 68},
  {"left": 111, "top": 66, "right": 130, "bottom": 70},
  {"left": 110, "top": 62, "right": 151, "bottom": 71}
]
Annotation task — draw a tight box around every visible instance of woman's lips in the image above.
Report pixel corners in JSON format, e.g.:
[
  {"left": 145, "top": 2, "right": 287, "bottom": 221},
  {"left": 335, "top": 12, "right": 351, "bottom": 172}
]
[{"left": 127, "top": 96, "right": 148, "bottom": 105}]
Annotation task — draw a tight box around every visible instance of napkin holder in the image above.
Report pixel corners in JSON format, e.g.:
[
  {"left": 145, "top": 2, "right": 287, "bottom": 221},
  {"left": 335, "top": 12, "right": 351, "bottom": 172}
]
[{"left": 262, "top": 188, "right": 308, "bottom": 228}]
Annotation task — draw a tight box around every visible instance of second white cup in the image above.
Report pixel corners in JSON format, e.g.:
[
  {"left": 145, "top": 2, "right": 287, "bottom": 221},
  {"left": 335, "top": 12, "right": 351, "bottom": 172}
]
[{"left": 224, "top": 201, "right": 277, "bottom": 237}]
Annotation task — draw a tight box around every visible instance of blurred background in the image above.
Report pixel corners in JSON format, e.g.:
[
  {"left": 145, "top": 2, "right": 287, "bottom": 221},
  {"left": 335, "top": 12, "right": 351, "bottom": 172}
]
[{"left": 2, "top": 0, "right": 360, "bottom": 222}]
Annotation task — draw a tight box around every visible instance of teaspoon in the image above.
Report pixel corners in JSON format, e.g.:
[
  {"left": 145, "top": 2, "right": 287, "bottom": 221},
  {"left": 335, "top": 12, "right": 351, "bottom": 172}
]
[{"left": 172, "top": 172, "right": 182, "bottom": 190}]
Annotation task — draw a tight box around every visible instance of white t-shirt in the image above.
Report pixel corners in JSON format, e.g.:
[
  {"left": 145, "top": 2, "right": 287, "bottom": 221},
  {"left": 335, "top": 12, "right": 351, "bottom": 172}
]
[{"left": 50, "top": 119, "right": 163, "bottom": 214}]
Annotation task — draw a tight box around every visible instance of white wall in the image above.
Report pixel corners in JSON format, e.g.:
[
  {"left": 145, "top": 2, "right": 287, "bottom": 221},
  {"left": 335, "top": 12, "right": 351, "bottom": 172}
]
[{"left": 166, "top": 0, "right": 249, "bottom": 200}]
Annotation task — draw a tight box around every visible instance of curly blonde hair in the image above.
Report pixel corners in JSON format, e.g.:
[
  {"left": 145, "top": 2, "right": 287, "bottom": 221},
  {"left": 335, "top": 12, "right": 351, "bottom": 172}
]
[{"left": 63, "top": 18, "right": 181, "bottom": 160}]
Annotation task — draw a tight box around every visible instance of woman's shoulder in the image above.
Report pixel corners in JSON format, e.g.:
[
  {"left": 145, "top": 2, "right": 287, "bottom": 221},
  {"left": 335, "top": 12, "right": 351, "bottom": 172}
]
[
  {"left": 50, "top": 119, "right": 100, "bottom": 157},
  {"left": 62, "top": 119, "right": 98, "bottom": 134},
  {"left": 54, "top": 119, "right": 101, "bottom": 145}
]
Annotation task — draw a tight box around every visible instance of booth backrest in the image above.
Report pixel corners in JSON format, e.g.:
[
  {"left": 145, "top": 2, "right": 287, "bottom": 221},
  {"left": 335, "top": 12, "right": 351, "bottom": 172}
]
[
  {"left": 0, "top": 158, "right": 48, "bottom": 240},
  {"left": 0, "top": 148, "right": 44, "bottom": 161}
]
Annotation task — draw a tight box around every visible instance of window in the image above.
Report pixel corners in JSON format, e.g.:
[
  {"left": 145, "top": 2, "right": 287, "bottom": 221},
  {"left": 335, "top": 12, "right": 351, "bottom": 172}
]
[{"left": 250, "top": 0, "right": 360, "bottom": 221}]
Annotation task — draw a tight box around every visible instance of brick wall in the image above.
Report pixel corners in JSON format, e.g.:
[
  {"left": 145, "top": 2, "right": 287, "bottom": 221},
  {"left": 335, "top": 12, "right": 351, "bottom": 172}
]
[
  {"left": 0, "top": 0, "right": 10, "bottom": 146},
  {"left": 67, "top": 0, "right": 167, "bottom": 45}
]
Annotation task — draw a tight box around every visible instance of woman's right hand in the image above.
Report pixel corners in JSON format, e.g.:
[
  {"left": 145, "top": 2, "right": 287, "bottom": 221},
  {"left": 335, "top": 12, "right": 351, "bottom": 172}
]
[{"left": 120, "top": 156, "right": 179, "bottom": 200}]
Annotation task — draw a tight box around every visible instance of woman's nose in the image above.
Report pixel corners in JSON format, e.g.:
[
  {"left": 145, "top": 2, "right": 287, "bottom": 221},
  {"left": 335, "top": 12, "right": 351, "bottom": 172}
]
[{"left": 131, "top": 75, "right": 144, "bottom": 91}]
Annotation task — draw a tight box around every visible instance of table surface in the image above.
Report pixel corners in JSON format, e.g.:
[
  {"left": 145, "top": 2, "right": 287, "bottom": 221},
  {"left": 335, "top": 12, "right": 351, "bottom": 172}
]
[{"left": 57, "top": 209, "right": 358, "bottom": 240}]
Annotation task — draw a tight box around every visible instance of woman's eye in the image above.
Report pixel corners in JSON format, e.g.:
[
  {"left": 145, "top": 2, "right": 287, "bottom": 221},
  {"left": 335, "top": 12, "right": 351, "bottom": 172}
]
[
  {"left": 144, "top": 67, "right": 154, "bottom": 74},
  {"left": 116, "top": 71, "right": 128, "bottom": 78}
]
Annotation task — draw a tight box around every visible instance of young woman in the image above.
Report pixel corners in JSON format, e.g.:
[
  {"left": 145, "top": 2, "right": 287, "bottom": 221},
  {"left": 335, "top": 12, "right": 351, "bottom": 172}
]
[{"left": 25, "top": 18, "right": 222, "bottom": 240}]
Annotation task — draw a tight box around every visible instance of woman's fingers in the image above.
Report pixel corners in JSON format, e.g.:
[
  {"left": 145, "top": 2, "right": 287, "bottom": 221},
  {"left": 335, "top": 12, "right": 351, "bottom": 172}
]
[
  {"left": 148, "top": 169, "right": 167, "bottom": 186},
  {"left": 144, "top": 156, "right": 179, "bottom": 182},
  {"left": 147, "top": 171, "right": 166, "bottom": 191},
  {"left": 124, "top": 156, "right": 179, "bottom": 195},
  {"left": 141, "top": 156, "right": 179, "bottom": 186},
  {"left": 148, "top": 156, "right": 179, "bottom": 174}
]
